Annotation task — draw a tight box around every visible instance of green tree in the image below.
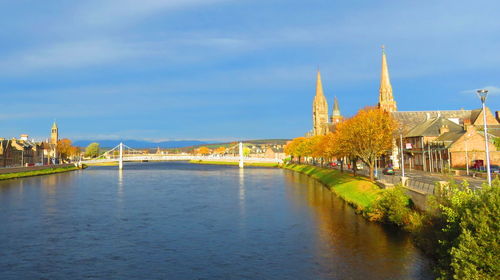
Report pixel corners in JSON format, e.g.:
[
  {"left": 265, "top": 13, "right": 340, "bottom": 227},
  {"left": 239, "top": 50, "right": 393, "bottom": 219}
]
[
  {"left": 243, "top": 147, "right": 251, "bottom": 157},
  {"left": 85, "top": 142, "right": 100, "bottom": 158},
  {"left": 369, "top": 185, "right": 411, "bottom": 226},
  {"left": 447, "top": 181, "right": 500, "bottom": 280},
  {"left": 417, "top": 179, "right": 500, "bottom": 279},
  {"left": 493, "top": 137, "right": 500, "bottom": 151}
]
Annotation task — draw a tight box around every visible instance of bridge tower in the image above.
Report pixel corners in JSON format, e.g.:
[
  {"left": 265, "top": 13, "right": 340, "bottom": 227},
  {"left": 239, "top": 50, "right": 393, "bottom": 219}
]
[
  {"left": 239, "top": 142, "right": 244, "bottom": 168},
  {"left": 119, "top": 142, "right": 123, "bottom": 170}
]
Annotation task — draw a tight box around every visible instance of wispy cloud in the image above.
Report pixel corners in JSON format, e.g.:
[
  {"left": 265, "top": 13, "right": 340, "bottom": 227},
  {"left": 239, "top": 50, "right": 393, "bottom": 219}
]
[
  {"left": 79, "top": 0, "right": 229, "bottom": 27},
  {"left": 0, "top": 40, "right": 145, "bottom": 73}
]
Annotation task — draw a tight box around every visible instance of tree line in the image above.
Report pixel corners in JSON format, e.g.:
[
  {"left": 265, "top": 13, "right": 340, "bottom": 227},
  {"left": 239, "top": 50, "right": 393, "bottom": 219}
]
[{"left": 285, "top": 106, "right": 398, "bottom": 180}]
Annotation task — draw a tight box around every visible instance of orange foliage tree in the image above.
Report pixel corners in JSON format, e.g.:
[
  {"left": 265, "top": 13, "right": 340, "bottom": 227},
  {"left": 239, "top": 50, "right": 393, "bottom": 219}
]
[
  {"left": 57, "top": 139, "right": 80, "bottom": 161},
  {"left": 196, "top": 146, "right": 211, "bottom": 155},
  {"left": 284, "top": 137, "right": 308, "bottom": 164},
  {"left": 214, "top": 147, "right": 226, "bottom": 155},
  {"left": 308, "top": 135, "right": 326, "bottom": 165},
  {"left": 335, "top": 107, "right": 398, "bottom": 180}
]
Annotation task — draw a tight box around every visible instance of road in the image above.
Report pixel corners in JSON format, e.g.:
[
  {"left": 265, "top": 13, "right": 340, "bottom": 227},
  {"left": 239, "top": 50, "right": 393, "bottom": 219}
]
[{"left": 340, "top": 166, "right": 488, "bottom": 191}]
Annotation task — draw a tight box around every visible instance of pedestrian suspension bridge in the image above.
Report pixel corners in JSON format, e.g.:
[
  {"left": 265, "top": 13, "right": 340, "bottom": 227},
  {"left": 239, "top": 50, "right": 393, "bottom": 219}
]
[{"left": 81, "top": 142, "right": 281, "bottom": 169}]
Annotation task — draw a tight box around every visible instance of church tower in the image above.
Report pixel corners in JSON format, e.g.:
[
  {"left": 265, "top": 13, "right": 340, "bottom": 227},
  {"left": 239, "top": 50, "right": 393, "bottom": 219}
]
[
  {"left": 330, "top": 96, "right": 343, "bottom": 124},
  {"left": 50, "top": 121, "right": 59, "bottom": 145},
  {"left": 312, "top": 70, "right": 329, "bottom": 136},
  {"left": 378, "top": 46, "right": 397, "bottom": 112}
]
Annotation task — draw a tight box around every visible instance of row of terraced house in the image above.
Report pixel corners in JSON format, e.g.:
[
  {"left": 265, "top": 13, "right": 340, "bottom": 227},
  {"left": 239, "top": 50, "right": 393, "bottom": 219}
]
[{"left": 0, "top": 122, "right": 60, "bottom": 168}]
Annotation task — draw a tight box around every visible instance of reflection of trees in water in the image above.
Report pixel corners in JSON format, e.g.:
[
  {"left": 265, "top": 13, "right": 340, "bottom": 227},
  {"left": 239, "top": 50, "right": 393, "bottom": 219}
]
[{"left": 283, "top": 170, "right": 422, "bottom": 278}]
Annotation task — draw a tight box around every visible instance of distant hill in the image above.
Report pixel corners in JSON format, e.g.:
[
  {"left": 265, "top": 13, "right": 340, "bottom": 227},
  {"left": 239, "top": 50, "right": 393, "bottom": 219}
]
[
  {"left": 173, "top": 139, "right": 291, "bottom": 152},
  {"left": 73, "top": 140, "right": 215, "bottom": 149}
]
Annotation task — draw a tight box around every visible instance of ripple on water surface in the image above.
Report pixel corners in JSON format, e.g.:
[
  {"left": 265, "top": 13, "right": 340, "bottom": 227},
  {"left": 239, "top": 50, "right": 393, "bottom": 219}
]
[{"left": 0, "top": 162, "right": 434, "bottom": 279}]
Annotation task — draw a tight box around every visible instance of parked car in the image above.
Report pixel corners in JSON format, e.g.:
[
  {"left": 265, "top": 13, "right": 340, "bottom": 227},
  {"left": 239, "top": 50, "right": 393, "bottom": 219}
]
[
  {"left": 490, "top": 165, "right": 500, "bottom": 174},
  {"left": 382, "top": 167, "right": 395, "bottom": 175}
]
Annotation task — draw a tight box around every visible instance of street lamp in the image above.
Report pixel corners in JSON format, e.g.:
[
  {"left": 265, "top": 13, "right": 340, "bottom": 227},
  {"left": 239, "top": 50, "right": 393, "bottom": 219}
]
[
  {"left": 400, "top": 132, "right": 405, "bottom": 177},
  {"left": 476, "top": 89, "right": 491, "bottom": 186},
  {"left": 465, "top": 133, "right": 470, "bottom": 176}
]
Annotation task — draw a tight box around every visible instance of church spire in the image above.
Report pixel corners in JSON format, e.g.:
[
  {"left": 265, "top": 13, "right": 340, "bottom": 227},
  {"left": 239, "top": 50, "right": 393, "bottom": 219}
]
[
  {"left": 378, "top": 45, "right": 397, "bottom": 112},
  {"left": 332, "top": 96, "right": 341, "bottom": 116},
  {"left": 315, "top": 70, "right": 325, "bottom": 97},
  {"left": 330, "top": 96, "right": 343, "bottom": 124},
  {"left": 312, "top": 70, "right": 329, "bottom": 136}
]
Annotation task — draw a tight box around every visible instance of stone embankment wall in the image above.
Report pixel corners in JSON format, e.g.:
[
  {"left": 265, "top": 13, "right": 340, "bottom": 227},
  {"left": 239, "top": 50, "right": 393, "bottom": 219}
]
[{"left": 0, "top": 164, "right": 76, "bottom": 175}]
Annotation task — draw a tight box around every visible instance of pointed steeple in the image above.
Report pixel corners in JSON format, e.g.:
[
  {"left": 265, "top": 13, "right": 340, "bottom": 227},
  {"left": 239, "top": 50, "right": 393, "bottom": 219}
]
[
  {"left": 330, "top": 96, "right": 343, "bottom": 124},
  {"left": 52, "top": 120, "right": 58, "bottom": 129},
  {"left": 332, "top": 96, "right": 341, "bottom": 116},
  {"left": 312, "top": 70, "right": 329, "bottom": 136},
  {"left": 315, "top": 70, "right": 325, "bottom": 97},
  {"left": 378, "top": 45, "right": 397, "bottom": 112}
]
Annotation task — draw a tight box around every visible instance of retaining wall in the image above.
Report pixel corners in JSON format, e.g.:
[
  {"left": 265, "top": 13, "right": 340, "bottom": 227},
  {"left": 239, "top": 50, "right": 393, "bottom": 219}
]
[{"left": 0, "top": 164, "right": 76, "bottom": 175}]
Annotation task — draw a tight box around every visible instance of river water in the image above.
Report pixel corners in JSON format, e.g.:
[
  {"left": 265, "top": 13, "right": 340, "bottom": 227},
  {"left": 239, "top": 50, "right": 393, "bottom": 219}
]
[{"left": 0, "top": 162, "right": 433, "bottom": 279}]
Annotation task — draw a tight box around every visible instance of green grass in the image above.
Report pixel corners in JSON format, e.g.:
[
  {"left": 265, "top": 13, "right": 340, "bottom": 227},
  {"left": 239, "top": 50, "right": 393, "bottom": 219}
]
[
  {"left": 0, "top": 166, "right": 80, "bottom": 181},
  {"left": 283, "top": 164, "right": 382, "bottom": 210},
  {"left": 189, "top": 160, "right": 279, "bottom": 168}
]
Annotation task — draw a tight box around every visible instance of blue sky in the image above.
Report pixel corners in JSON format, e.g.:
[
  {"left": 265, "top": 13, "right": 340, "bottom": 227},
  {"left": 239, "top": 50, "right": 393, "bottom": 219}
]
[{"left": 0, "top": 0, "right": 499, "bottom": 142}]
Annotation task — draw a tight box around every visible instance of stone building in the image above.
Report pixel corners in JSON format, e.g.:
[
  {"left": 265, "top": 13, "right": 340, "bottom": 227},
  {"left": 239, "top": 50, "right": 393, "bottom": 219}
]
[
  {"left": 378, "top": 46, "right": 397, "bottom": 113},
  {"left": 310, "top": 70, "right": 343, "bottom": 136},
  {"left": 330, "top": 97, "right": 343, "bottom": 124},
  {"left": 377, "top": 47, "right": 499, "bottom": 170},
  {"left": 0, "top": 122, "right": 62, "bottom": 167},
  {"left": 45, "top": 121, "right": 59, "bottom": 163},
  {"left": 0, "top": 136, "right": 45, "bottom": 167}
]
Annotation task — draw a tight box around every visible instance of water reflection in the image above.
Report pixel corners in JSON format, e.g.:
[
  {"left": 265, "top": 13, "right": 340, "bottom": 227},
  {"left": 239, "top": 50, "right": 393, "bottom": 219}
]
[
  {"left": 117, "top": 169, "right": 124, "bottom": 197},
  {"left": 0, "top": 162, "right": 433, "bottom": 280},
  {"left": 238, "top": 168, "right": 247, "bottom": 238},
  {"left": 283, "top": 170, "right": 430, "bottom": 279}
]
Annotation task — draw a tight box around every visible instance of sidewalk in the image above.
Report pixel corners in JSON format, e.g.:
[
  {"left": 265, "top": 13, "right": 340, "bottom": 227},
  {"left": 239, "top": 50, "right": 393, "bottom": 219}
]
[{"left": 331, "top": 165, "right": 486, "bottom": 194}]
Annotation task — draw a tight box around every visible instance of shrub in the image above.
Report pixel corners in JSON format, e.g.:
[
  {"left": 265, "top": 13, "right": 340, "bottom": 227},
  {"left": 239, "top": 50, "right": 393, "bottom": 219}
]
[
  {"left": 447, "top": 182, "right": 500, "bottom": 280},
  {"left": 417, "top": 179, "right": 500, "bottom": 279},
  {"left": 368, "top": 185, "right": 411, "bottom": 226}
]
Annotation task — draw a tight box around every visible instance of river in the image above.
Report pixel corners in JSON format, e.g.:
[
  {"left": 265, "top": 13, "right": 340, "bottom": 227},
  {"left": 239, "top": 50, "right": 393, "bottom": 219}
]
[{"left": 0, "top": 162, "right": 433, "bottom": 279}]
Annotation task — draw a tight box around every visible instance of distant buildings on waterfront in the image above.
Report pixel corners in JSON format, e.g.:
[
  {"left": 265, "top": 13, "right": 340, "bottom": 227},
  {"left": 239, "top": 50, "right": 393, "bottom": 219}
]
[
  {"left": 0, "top": 122, "right": 60, "bottom": 167},
  {"left": 309, "top": 46, "right": 499, "bottom": 170}
]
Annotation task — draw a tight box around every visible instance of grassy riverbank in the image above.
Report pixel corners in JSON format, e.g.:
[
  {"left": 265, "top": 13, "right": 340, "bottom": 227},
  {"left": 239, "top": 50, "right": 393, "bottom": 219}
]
[
  {"left": 189, "top": 160, "right": 279, "bottom": 168},
  {"left": 283, "top": 164, "right": 382, "bottom": 210},
  {"left": 0, "top": 166, "right": 81, "bottom": 181}
]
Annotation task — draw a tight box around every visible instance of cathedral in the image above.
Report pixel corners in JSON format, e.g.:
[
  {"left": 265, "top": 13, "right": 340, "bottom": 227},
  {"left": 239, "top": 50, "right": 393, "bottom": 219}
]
[
  {"left": 377, "top": 47, "right": 500, "bottom": 170},
  {"left": 309, "top": 46, "right": 500, "bottom": 170},
  {"left": 310, "top": 71, "right": 343, "bottom": 136}
]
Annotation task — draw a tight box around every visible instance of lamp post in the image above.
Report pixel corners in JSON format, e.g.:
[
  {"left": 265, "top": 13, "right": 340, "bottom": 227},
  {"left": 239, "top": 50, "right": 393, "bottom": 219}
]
[
  {"left": 476, "top": 89, "right": 491, "bottom": 186},
  {"left": 465, "top": 133, "right": 470, "bottom": 176},
  {"left": 400, "top": 133, "right": 405, "bottom": 177}
]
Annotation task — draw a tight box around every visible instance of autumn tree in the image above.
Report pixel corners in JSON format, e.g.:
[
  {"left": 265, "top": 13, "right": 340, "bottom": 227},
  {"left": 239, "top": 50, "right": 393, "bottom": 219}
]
[
  {"left": 284, "top": 137, "right": 308, "bottom": 164},
  {"left": 336, "top": 107, "right": 398, "bottom": 180},
  {"left": 314, "top": 133, "right": 333, "bottom": 162},
  {"left": 196, "top": 146, "right": 211, "bottom": 155},
  {"left": 57, "top": 139, "right": 80, "bottom": 162},
  {"left": 214, "top": 147, "right": 226, "bottom": 155},
  {"left": 308, "top": 135, "right": 325, "bottom": 165}
]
